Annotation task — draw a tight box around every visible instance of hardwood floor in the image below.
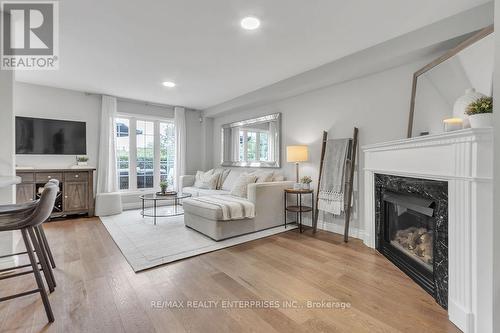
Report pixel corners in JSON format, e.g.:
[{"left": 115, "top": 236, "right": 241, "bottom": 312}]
[{"left": 0, "top": 217, "right": 459, "bottom": 333}]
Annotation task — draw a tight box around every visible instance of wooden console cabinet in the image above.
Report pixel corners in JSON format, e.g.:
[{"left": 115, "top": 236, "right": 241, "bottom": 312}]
[{"left": 16, "top": 168, "right": 96, "bottom": 218}]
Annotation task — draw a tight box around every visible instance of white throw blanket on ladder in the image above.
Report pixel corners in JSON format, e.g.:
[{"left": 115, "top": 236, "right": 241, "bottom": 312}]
[{"left": 318, "top": 138, "right": 350, "bottom": 215}]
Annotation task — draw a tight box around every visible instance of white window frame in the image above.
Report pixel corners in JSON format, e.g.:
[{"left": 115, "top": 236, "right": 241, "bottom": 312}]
[
  {"left": 239, "top": 128, "right": 269, "bottom": 162},
  {"left": 115, "top": 113, "right": 174, "bottom": 193}
]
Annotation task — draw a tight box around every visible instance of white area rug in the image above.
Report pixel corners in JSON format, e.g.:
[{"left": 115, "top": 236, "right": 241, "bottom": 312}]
[{"left": 100, "top": 209, "right": 296, "bottom": 272}]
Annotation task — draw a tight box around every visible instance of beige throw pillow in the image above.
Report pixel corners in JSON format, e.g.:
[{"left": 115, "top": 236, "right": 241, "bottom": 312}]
[
  {"left": 230, "top": 174, "right": 257, "bottom": 198},
  {"left": 194, "top": 170, "right": 219, "bottom": 189},
  {"left": 249, "top": 170, "right": 274, "bottom": 183},
  {"left": 213, "top": 168, "right": 231, "bottom": 189}
]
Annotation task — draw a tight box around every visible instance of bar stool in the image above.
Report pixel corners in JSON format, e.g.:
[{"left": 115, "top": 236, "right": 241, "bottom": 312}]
[{"left": 0, "top": 183, "right": 58, "bottom": 323}]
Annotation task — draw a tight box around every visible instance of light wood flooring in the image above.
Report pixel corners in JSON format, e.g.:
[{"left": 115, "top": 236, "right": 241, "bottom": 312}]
[{"left": 0, "top": 217, "right": 459, "bottom": 332}]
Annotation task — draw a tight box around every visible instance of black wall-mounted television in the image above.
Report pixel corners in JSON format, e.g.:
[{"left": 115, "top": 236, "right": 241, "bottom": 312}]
[{"left": 16, "top": 116, "right": 87, "bottom": 155}]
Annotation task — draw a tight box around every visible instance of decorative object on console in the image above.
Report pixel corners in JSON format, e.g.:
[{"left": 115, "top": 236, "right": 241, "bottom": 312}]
[
  {"left": 76, "top": 155, "right": 89, "bottom": 166},
  {"left": 300, "top": 176, "right": 312, "bottom": 190},
  {"left": 286, "top": 145, "right": 308, "bottom": 183},
  {"left": 315, "top": 128, "right": 358, "bottom": 242},
  {"left": 465, "top": 95, "right": 493, "bottom": 128},
  {"left": 453, "top": 88, "right": 485, "bottom": 127},
  {"left": 443, "top": 118, "right": 463, "bottom": 132}
]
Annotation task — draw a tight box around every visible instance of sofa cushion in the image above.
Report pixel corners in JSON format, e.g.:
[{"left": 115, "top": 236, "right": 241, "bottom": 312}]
[
  {"left": 221, "top": 169, "right": 242, "bottom": 191},
  {"left": 182, "top": 186, "right": 230, "bottom": 197},
  {"left": 214, "top": 168, "right": 231, "bottom": 189},
  {"left": 272, "top": 171, "right": 285, "bottom": 181},
  {"left": 230, "top": 174, "right": 257, "bottom": 198},
  {"left": 249, "top": 170, "right": 274, "bottom": 183},
  {"left": 183, "top": 198, "right": 224, "bottom": 220},
  {"left": 194, "top": 170, "right": 219, "bottom": 189}
]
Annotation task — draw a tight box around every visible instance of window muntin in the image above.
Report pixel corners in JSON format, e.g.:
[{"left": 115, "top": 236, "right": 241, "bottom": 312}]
[{"left": 115, "top": 116, "right": 175, "bottom": 192}]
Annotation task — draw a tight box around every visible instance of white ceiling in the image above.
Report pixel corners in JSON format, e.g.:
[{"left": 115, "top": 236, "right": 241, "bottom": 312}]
[{"left": 16, "top": 0, "right": 489, "bottom": 110}]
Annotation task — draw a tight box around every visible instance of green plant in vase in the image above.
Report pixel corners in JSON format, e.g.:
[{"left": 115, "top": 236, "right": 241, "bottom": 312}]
[
  {"left": 465, "top": 96, "right": 493, "bottom": 128},
  {"left": 300, "top": 176, "right": 312, "bottom": 190},
  {"left": 76, "top": 155, "right": 89, "bottom": 166},
  {"left": 160, "top": 181, "right": 168, "bottom": 195}
]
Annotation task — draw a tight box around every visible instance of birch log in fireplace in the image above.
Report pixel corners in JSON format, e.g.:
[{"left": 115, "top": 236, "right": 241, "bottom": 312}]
[{"left": 363, "top": 128, "right": 493, "bottom": 333}]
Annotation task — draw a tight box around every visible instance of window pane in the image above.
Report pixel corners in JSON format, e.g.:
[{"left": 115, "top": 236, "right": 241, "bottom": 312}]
[
  {"left": 160, "top": 122, "right": 175, "bottom": 187},
  {"left": 247, "top": 132, "right": 257, "bottom": 161},
  {"left": 239, "top": 131, "right": 245, "bottom": 161},
  {"left": 259, "top": 132, "right": 269, "bottom": 161},
  {"left": 115, "top": 118, "right": 130, "bottom": 190},
  {"left": 136, "top": 120, "right": 154, "bottom": 189}
]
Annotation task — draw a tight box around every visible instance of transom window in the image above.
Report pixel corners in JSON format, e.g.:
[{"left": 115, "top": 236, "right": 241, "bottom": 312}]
[{"left": 115, "top": 116, "right": 175, "bottom": 191}]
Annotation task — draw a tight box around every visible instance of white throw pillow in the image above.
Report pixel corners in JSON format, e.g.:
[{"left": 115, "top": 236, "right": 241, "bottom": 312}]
[
  {"left": 272, "top": 171, "right": 285, "bottom": 182},
  {"left": 194, "top": 170, "right": 219, "bottom": 189},
  {"left": 230, "top": 174, "right": 257, "bottom": 198},
  {"left": 222, "top": 170, "right": 240, "bottom": 191},
  {"left": 249, "top": 170, "right": 274, "bottom": 183}
]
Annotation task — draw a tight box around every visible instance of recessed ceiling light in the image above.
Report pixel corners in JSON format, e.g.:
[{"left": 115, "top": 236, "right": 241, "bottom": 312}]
[
  {"left": 241, "top": 17, "right": 260, "bottom": 30},
  {"left": 162, "top": 81, "right": 176, "bottom": 88}
]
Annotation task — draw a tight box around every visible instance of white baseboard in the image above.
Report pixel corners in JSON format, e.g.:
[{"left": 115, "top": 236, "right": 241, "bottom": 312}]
[
  {"left": 316, "top": 219, "right": 367, "bottom": 240},
  {"left": 293, "top": 215, "right": 367, "bottom": 241}
]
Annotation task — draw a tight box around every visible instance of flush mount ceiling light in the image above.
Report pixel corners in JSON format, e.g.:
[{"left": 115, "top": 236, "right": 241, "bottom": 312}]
[
  {"left": 162, "top": 81, "right": 176, "bottom": 88},
  {"left": 241, "top": 16, "right": 260, "bottom": 30}
]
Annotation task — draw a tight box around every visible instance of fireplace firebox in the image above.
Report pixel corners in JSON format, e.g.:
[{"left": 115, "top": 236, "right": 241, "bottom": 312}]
[{"left": 375, "top": 174, "right": 448, "bottom": 309}]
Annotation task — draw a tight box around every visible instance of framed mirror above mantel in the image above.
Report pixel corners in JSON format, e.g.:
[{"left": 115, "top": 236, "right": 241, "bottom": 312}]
[
  {"left": 407, "top": 25, "right": 494, "bottom": 138},
  {"left": 221, "top": 113, "right": 281, "bottom": 168}
]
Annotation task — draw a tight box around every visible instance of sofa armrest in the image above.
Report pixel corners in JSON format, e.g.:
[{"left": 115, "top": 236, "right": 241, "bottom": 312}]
[
  {"left": 247, "top": 181, "right": 294, "bottom": 214},
  {"left": 180, "top": 175, "right": 195, "bottom": 191}
]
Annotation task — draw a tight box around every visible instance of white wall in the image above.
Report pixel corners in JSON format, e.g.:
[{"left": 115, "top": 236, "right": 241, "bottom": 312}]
[
  {"left": 0, "top": 68, "right": 16, "bottom": 268},
  {"left": 210, "top": 58, "right": 435, "bottom": 235},
  {"left": 492, "top": 0, "right": 500, "bottom": 330},
  {"left": 15, "top": 82, "right": 101, "bottom": 168},
  {"left": 14, "top": 83, "right": 203, "bottom": 173}
]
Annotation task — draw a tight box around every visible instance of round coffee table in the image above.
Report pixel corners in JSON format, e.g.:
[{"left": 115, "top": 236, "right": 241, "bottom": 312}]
[{"left": 139, "top": 192, "right": 192, "bottom": 225}]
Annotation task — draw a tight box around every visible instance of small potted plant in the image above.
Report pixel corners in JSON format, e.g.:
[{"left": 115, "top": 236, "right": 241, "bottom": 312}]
[
  {"left": 300, "top": 176, "right": 312, "bottom": 190},
  {"left": 465, "top": 96, "right": 493, "bottom": 128},
  {"left": 76, "top": 155, "right": 89, "bottom": 166},
  {"left": 160, "top": 181, "right": 168, "bottom": 195}
]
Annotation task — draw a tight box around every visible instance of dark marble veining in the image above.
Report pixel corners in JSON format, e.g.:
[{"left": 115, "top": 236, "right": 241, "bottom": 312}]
[{"left": 375, "top": 174, "right": 448, "bottom": 309}]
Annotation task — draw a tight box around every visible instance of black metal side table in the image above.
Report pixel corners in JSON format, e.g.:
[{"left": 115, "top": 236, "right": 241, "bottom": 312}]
[{"left": 284, "top": 188, "right": 314, "bottom": 233}]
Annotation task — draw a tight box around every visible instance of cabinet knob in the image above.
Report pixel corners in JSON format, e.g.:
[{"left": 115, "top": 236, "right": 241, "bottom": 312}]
[
  {"left": 75, "top": 175, "right": 79, "bottom": 178},
  {"left": 64, "top": 196, "right": 68, "bottom": 199},
  {"left": 48, "top": 176, "right": 52, "bottom": 179}
]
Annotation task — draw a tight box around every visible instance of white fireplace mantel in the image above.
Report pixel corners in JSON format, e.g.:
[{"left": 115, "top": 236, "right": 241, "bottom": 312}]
[{"left": 363, "top": 128, "right": 493, "bottom": 333}]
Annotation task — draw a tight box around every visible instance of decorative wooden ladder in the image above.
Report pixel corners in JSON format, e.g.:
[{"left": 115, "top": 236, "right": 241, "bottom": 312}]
[{"left": 313, "top": 127, "right": 359, "bottom": 242}]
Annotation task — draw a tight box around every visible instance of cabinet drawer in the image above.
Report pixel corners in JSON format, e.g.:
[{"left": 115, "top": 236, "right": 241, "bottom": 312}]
[
  {"left": 64, "top": 172, "right": 88, "bottom": 182},
  {"left": 16, "top": 183, "right": 35, "bottom": 203},
  {"left": 35, "top": 172, "right": 63, "bottom": 183},
  {"left": 17, "top": 172, "right": 34, "bottom": 183}
]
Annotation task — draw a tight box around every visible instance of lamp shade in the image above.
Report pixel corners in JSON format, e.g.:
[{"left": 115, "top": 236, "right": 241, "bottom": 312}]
[{"left": 287, "top": 145, "right": 308, "bottom": 162}]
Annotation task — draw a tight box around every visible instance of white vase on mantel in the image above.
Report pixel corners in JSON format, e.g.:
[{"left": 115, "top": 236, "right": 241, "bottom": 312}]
[{"left": 453, "top": 88, "right": 486, "bottom": 128}]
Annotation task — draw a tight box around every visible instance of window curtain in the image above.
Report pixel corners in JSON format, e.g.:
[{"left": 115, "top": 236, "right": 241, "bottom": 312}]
[
  {"left": 96, "top": 95, "right": 119, "bottom": 194},
  {"left": 174, "top": 106, "right": 186, "bottom": 190}
]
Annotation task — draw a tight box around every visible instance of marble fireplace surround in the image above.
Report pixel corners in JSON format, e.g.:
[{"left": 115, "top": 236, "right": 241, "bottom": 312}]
[{"left": 363, "top": 128, "right": 493, "bottom": 333}]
